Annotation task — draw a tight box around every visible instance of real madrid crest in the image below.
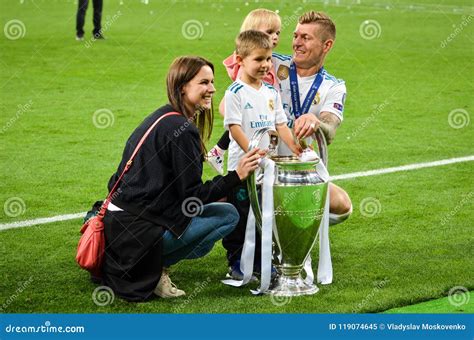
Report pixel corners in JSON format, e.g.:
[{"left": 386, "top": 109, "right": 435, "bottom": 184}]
[
  {"left": 268, "top": 99, "right": 274, "bottom": 111},
  {"left": 277, "top": 65, "right": 289, "bottom": 80},
  {"left": 312, "top": 92, "right": 321, "bottom": 105}
]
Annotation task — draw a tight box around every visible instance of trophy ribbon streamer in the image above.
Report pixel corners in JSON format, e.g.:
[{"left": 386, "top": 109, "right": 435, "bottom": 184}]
[{"left": 250, "top": 159, "right": 275, "bottom": 294}]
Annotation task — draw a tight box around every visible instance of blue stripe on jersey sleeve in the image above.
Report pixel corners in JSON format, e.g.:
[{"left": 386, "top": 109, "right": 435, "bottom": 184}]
[
  {"left": 272, "top": 52, "right": 291, "bottom": 61},
  {"left": 233, "top": 85, "right": 243, "bottom": 93},
  {"left": 264, "top": 83, "right": 276, "bottom": 92},
  {"left": 228, "top": 82, "right": 241, "bottom": 93},
  {"left": 322, "top": 69, "right": 344, "bottom": 84}
]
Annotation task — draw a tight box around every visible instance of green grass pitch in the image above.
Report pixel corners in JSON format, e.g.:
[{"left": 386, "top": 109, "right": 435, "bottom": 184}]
[{"left": 0, "top": 0, "right": 472, "bottom": 313}]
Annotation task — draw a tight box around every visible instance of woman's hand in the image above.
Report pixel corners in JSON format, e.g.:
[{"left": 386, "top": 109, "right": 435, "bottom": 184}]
[{"left": 235, "top": 148, "right": 261, "bottom": 180}]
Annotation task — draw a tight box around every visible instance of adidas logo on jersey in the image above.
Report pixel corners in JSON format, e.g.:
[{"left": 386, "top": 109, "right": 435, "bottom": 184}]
[{"left": 244, "top": 102, "right": 253, "bottom": 109}]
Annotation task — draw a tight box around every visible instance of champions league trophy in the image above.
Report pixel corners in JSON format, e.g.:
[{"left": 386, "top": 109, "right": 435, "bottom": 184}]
[{"left": 246, "top": 128, "right": 329, "bottom": 296}]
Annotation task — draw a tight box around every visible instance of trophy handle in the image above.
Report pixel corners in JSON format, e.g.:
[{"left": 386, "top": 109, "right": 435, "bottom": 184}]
[
  {"left": 246, "top": 128, "right": 277, "bottom": 231},
  {"left": 313, "top": 128, "right": 328, "bottom": 168},
  {"left": 246, "top": 128, "right": 279, "bottom": 264}
]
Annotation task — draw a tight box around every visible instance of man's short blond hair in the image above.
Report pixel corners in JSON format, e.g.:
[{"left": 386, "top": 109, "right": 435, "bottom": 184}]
[
  {"left": 299, "top": 11, "right": 336, "bottom": 41},
  {"left": 235, "top": 30, "right": 272, "bottom": 58}
]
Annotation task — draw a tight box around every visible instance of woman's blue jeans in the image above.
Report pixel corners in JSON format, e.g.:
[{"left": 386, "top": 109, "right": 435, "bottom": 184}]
[{"left": 162, "top": 202, "right": 239, "bottom": 267}]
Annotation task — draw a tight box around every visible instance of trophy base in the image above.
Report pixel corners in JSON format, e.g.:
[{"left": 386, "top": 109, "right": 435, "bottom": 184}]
[{"left": 266, "top": 274, "right": 319, "bottom": 297}]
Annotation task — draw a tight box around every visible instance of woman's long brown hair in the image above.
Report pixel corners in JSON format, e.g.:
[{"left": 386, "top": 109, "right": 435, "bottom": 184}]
[{"left": 166, "top": 56, "right": 214, "bottom": 154}]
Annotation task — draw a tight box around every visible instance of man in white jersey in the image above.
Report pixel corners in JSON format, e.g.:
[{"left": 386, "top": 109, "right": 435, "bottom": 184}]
[{"left": 273, "top": 11, "right": 352, "bottom": 224}]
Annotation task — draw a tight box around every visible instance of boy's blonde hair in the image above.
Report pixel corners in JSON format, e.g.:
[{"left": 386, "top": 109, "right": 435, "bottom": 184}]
[
  {"left": 299, "top": 11, "right": 336, "bottom": 41},
  {"left": 235, "top": 30, "right": 272, "bottom": 59},
  {"left": 240, "top": 8, "right": 281, "bottom": 32}
]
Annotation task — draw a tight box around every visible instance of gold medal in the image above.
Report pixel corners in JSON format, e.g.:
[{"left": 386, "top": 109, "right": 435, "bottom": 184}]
[{"left": 277, "top": 65, "right": 289, "bottom": 80}]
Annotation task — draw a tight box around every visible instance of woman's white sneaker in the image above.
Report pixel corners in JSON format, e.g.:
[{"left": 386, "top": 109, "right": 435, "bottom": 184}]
[{"left": 154, "top": 269, "right": 185, "bottom": 298}]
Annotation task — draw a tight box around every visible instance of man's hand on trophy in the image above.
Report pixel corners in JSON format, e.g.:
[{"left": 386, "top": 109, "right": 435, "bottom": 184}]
[
  {"left": 236, "top": 147, "right": 261, "bottom": 180},
  {"left": 294, "top": 114, "right": 320, "bottom": 139}
]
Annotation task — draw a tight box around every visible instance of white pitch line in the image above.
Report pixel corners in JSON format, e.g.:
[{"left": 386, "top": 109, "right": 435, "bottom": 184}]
[
  {"left": 1, "top": 155, "right": 473, "bottom": 232},
  {"left": 0, "top": 212, "right": 85, "bottom": 231},
  {"left": 330, "top": 155, "right": 474, "bottom": 181}
]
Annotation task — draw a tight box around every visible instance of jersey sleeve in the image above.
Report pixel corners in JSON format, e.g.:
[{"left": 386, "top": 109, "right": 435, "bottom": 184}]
[
  {"left": 320, "top": 81, "right": 346, "bottom": 121},
  {"left": 223, "top": 90, "right": 242, "bottom": 129}
]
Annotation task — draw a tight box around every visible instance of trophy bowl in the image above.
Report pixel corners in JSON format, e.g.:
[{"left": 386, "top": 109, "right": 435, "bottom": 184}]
[{"left": 247, "top": 129, "right": 329, "bottom": 296}]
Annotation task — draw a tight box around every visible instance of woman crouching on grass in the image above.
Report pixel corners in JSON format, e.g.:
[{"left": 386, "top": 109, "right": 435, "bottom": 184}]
[{"left": 101, "top": 56, "right": 261, "bottom": 301}]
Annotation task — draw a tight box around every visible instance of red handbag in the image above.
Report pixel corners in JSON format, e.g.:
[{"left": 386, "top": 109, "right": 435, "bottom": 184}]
[{"left": 76, "top": 112, "right": 180, "bottom": 276}]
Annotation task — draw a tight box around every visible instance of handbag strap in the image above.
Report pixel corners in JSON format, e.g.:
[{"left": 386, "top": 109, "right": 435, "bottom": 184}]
[{"left": 97, "top": 111, "right": 181, "bottom": 217}]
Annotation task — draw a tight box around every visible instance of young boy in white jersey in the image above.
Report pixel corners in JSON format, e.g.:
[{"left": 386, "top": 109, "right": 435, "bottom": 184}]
[{"left": 222, "top": 30, "right": 302, "bottom": 279}]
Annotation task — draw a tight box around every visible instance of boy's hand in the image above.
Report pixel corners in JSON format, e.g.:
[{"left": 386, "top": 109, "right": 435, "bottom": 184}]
[{"left": 293, "top": 144, "right": 303, "bottom": 155}]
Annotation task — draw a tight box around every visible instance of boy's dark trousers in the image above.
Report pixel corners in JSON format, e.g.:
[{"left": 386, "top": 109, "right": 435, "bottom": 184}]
[{"left": 222, "top": 183, "right": 261, "bottom": 267}]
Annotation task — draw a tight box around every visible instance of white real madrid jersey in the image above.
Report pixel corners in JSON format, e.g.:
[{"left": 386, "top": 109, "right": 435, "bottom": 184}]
[
  {"left": 224, "top": 79, "right": 287, "bottom": 170},
  {"left": 272, "top": 53, "right": 346, "bottom": 129}
]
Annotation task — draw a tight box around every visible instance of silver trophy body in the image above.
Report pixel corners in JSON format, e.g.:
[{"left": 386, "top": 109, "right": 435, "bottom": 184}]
[{"left": 247, "top": 128, "right": 329, "bottom": 296}]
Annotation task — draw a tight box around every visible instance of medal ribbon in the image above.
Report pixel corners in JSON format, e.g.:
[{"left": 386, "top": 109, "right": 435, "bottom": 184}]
[{"left": 289, "top": 61, "right": 324, "bottom": 119}]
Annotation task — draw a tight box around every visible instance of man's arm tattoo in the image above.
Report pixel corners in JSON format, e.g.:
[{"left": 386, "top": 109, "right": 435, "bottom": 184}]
[{"left": 319, "top": 113, "right": 341, "bottom": 145}]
